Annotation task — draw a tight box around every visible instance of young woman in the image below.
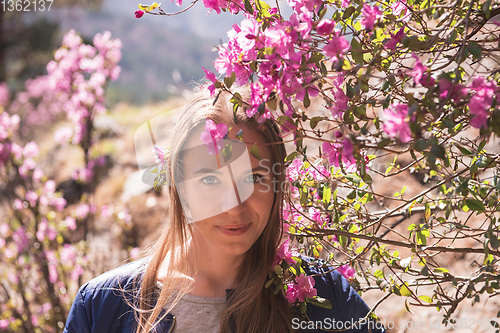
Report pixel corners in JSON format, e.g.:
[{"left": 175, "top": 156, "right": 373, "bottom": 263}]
[{"left": 64, "top": 88, "right": 385, "bottom": 333}]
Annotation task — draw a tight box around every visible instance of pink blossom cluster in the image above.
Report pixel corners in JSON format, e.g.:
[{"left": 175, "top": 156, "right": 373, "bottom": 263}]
[
  {"left": 384, "top": 27, "right": 406, "bottom": 52},
  {"left": 0, "top": 112, "right": 20, "bottom": 167},
  {"left": 273, "top": 237, "right": 299, "bottom": 267},
  {"left": 391, "top": 0, "right": 411, "bottom": 22},
  {"left": 60, "top": 244, "right": 84, "bottom": 280},
  {"left": 337, "top": 264, "right": 355, "bottom": 279},
  {"left": 408, "top": 54, "right": 435, "bottom": 87},
  {"left": 467, "top": 76, "right": 499, "bottom": 129},
  {"left": 382, "top": 102, "right": 412, "bottom": 143},
  {"left": 205, "top": 0, "right": 243, "bottom": 14},
  {"left": 322, "top": 133, "right": 358, "bottom": 173},
  {"left": 72, "top": 156, "right": 106, "bottom": 184},
  {"left": 361, "top": 4, "right": 383, "bottom": 31},
  {"left": 282, "top": 202, "right": 303, "bottom": 231},
  {"left": 286, "top": 273, "right": 317, "bottom": 303},
  {"left": 200, "top": 119, "right": 228, "bottom": 155},
  {"left": 328, "top": 76, "right": 349, "bottom": 118},
  {"left": 212, "top": 5, "right": 350, "bottom": 118},
  {"left": 11, "top": 30, "right": 121, "bottom": 143}
]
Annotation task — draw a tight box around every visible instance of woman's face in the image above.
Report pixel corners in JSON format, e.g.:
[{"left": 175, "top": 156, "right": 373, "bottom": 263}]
[{"left": 177, "top": 123, "right": 276, "bottom": 257}]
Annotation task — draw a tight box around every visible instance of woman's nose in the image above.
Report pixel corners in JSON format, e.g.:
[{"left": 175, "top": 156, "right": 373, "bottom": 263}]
[{"left": 220, "top": 182, "right": 248, "bottom": 215}]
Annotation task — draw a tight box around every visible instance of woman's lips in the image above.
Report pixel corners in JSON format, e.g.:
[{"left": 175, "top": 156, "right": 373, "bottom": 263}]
[{"left": 217, "top": 223, "right": 252, "bottom": 236}]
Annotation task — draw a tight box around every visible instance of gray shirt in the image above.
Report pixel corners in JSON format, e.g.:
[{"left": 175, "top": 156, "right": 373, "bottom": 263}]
[{"left": 157, "top": 282, "right": 226, "bottom": 333}]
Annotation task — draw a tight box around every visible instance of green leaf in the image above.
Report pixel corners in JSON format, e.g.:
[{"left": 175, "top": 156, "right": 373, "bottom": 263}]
[
  {"left": 374, "top": 270, "right": 384, "bottom": 278},
  {"left": 224, "top": 72, "right": 236, "bottom": 88},
  {"left": 413, "top": 139, "right": 428, "bottom": 152},
  {"left": 303, "top": 90, "right": 311, "bottom": 108},
  {"left": 433, "top": 267, "right": 449, "bottom": 273},
  {"left": 222, "top": 143, "right": 233, "bottom": 162},
  {"left": 322, "top": 185, "right": 331, "bottom": 204},
  {"left": 469, "top": 41, "right": 482, "bottom": 59},
  {"left": 490, "top": 235, "right": 499, "bottom": 250},
  {"left": 285, "top": 151, "right": 299, "bottom": 162},
  {"left": 345, "top": 173, "right": 361, "bottom": 186},
  {"left": 419, "top": 295, "right": 433, "bottom": 303},
  {"left": 465, "top": 199, "right": 485, "bottom": 212},
  {"left": 351, "top": 38, "right": 363, "bottom": 65},
  {"left": 342, "top": 6, "right": 355, "bottom": 20},
  {"left": 250, "top": 145, "right": 261, "bottom": 160},
  {"left": 310, "top": 116, "right": 323, "bottom": 129},
  {"left": 306, "top": 297, "right": 332, "bottom": 309},
  {"left": 244, "top": 0, "right": 254, "bottom": 14},
  {"left": 400, "top": 283, "right": 412, "bottom": 296}
]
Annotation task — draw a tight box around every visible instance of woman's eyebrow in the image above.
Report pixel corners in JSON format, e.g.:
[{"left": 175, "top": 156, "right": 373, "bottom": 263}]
[
  {"left": 246, "top": 166, "right": 271, "bottom": 173},
  {"left": 194, "top": 168, "right": 224, "bottom": 175}
]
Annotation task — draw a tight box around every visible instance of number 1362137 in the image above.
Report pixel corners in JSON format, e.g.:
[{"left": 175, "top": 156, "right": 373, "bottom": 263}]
[{"left": 2, "top": 0, "right": 53, "bottom": 11}]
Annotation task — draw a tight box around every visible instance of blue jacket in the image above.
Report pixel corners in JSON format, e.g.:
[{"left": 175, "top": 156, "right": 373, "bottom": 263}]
[{"left": 64, "top": 258, "right": 385, "bottom": 333}]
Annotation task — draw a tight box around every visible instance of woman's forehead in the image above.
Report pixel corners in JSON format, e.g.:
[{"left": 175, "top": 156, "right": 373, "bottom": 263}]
[{"left": 181, "top": 123, "right": 274, "bottom": 170}]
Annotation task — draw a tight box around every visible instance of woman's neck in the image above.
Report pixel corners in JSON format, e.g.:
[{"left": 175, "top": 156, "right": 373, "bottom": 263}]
[{"left": 185, "top": 237, "right": 243, "bottom": 298}]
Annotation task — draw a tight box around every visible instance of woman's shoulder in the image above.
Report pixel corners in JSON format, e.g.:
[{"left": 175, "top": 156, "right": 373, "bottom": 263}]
[
  {"left": 299, "top": 255, "right": 385, "bottom": 333},
  {"left": 79, "top": 258, "right": 148, "bottom": 296},
  {"left": 64, "top": 259, "right": 149, "bottom": 333}
]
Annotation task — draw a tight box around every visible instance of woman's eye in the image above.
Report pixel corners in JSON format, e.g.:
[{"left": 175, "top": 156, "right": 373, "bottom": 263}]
[
  {"left": 246, "top": 174, "right": 264, "bottom": 183},
  {"left": 201, "top": 175, "right": 220, "bottom": 185}
]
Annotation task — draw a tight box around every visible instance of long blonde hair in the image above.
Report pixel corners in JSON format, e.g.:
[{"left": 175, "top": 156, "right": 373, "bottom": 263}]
[{"left": 135, "top": 88, "right": 296, "bottom": 333}]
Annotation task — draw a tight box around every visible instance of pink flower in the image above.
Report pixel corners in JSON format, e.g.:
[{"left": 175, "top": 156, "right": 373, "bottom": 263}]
[
  {"left": 323, "top": 33, "right": 350, "bottom": 63},
  {"left": 202, "top": 67, "right": 218, "bottom": 97},
  {"left": 316, "top": 19, "right": 335, "bottom": 36},
  {"left": 75, "top": 204, "right": 90, "bottom": 219},
  {"left": 13, "top": 226, "right": 29, "bottom": 252},
  {"left": 273, "top": 238, "right": 299, "bottom": 267},
  {"left": 322, "top": 138, "right": 357, "bottom": 172},
  {"left": 130, "top": 247, "right": 140, "bottom": 260},
  {"left": 51, "top": 197, "right": 67, "bottom": 211},
  {"left": 391, "top": 0, "right": 411, "bottom": 22},
  {"left": 202, "top": 0, "right": 227, "bottom": 14},
  {"left": 383, "top": 102, "right": 412, "bottom": 143},
  {"left": 134, "top": 10, "right": 144, "bottom": 18},
  {"left": 409, "top": 54, "right": 430, "bottom": 86},
  {"left": 37, "top": 218, "right": 53, "bottom": 241},
  {"left": 286, "top": 283, "right": 299, "bottom": 303},
  {"left": 337, "top": 264, "right": 355, "bottom": 279},
  {"left": 200, "top": 119, "right": 228, "bottom": 155},
  {"left": 13, "top": 199, "right": 24, "bottom": 210},
  {"left": 439, "top": 78, "right": 468, "bottom": 103},
  {"left": 101, "top": 205, "right": 114, "bottom": 218},
  {"left": 33, "top": 168, "right": 44, "bottom": 182},
  {"left": 308, "top": 207, "right": 323, "bottom": 225},
  {"left": 0, "top": 319, "right": 9, "bottom": 329},
  {"left": 60, "top": 244, "right": 77, "bottom": 262},
  {"left": 361, "top": 4, "right": 383, "bottom": 31},
  {"left": 71, "top": 264, "right": 84, "bottom": 280},
  {"left": 26, "top": 191, "right": 38, "bottom": 206},
  {"left": 384, "top": 27, "right": 405, "bottom": 52},
  {"left": 286, "top": 158, "right": 304, "bottom": 182},
  {"left": 309, "top": 164, "right": 330, "bottom": 182},
  {"left": 64, "top": 216, "right": 77, "bottom": 230},
  {"left": 468, "top": 76, "right": 496, "bottom": 129},
  {"left": 44, "top": 180, "right": 56, "bottom": 194},
  {"left": 286, "top": 274, "right": 317, "bottom": 303}
]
